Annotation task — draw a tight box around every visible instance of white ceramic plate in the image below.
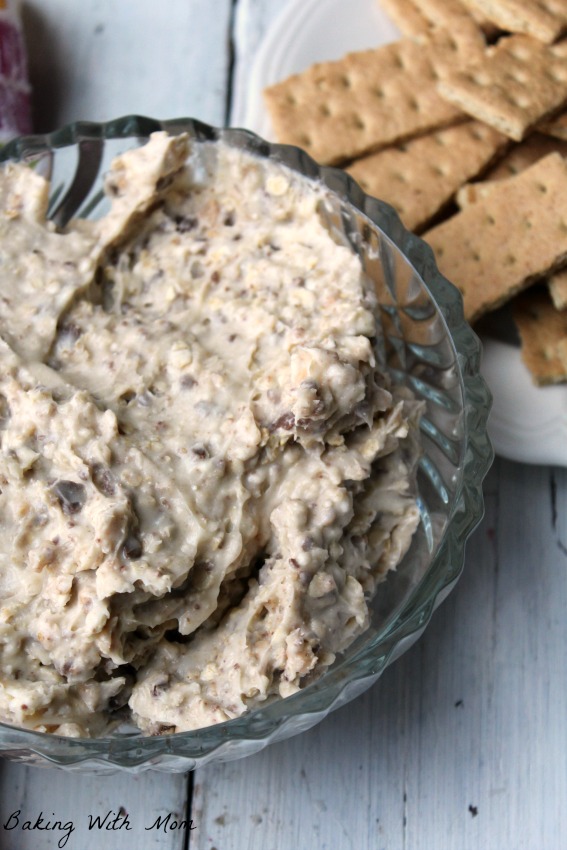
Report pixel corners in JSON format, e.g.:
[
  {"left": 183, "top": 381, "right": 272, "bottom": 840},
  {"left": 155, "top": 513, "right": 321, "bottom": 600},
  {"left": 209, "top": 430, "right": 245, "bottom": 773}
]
[{"left": 232, "top": 0, "right": 567, "bottom": 467}]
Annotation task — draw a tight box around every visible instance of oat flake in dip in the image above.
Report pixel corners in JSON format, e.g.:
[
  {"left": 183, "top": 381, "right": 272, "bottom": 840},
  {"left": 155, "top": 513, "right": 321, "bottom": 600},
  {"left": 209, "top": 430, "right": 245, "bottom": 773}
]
[{"left": 0, "top": 132, "right": 422, "bottom": 736}]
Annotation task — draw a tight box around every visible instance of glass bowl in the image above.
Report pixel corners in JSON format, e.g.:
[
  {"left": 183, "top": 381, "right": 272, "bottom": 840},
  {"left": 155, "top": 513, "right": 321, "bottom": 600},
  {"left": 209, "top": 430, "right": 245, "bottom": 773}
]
[{"left": 0, "top": 115, "right": 492, "bottom": 773}]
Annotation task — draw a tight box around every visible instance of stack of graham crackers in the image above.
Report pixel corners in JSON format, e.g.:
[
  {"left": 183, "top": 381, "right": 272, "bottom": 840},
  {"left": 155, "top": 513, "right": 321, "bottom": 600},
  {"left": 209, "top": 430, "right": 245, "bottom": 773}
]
[{"left": 263, "top": 0, "right": 567, "bottom": 387}]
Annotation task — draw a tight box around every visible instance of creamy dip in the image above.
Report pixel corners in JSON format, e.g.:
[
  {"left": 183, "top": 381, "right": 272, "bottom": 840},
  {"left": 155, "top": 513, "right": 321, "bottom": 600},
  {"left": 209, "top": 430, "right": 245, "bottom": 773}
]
[{"left": 0, "top": 133, "right": 422, "bottom": 736}]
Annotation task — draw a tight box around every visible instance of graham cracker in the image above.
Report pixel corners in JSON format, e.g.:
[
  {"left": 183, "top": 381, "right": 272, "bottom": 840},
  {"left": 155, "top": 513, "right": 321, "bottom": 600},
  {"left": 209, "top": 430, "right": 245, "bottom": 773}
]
[
  {"left": 513, "top": 288, "right": 567, "bottom": 385},
  {"left": 437, "top": 34, "right": 567, "bottom": 141},
  {"left": 263, "top": 36, "right": 465, "bottom": 166},
  {"left": 413, "top": 0, "right": 486, "bottom": 54},
  {"left": 424, "top": 153, "right": 567, "bottom": 322},
  {"left": 551, "top": 38, "right": 567, "bottom": 56},
  {"left": 539, "top": 110, "right": 567, "bottom": 140},
  {"left": 548, "top": 268, "right": 567, "bottom": 310},
  {"left": 421, "top": 17, "right": 487, "bottom": 68},
  {"left": 379, "top": 0, "right": 498, "bottom": 40},
  {"left": 557, "top": 336, "right": 567, "bottom": 370},
  {"left": 346, "top": 120, "right": 508, "bottom": 232},
  {"left": 379, "top": 0, "right": 433, "bottom": 37},
  {"left": 461, "top": 0, "right": 567, "bottom": 44},
  {"left": 484, "top": 132, "right": 567, "bottom": 178},
  {"left": 456, "top": 135, "right": 567, "bottom": 208}
]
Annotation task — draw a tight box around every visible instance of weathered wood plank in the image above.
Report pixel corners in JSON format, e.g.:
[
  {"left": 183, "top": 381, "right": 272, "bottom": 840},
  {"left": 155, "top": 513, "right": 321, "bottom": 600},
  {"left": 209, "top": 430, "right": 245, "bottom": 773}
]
[
  {"left": 0, "top": 762, "right": 191, "bottom": 850},
  {"left": 23, "top": 0, "right": 233, "bottom": 131}
]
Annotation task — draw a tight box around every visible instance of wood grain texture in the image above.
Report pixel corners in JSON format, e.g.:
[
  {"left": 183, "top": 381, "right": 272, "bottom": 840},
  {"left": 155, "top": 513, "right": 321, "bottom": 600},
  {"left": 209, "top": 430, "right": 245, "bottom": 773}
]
[
  {"left": 0, "top": 760, "right": 191, "bottom": 850},
  {"left": 22, "top": 0, "right": 234, "bottom": 131}
]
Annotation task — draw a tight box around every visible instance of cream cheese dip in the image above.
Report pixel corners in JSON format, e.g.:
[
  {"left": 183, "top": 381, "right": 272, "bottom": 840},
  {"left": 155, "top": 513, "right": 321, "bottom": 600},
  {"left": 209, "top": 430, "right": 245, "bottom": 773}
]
[{"left": 0, "top": 132, "right": 422, "bottom": 735}]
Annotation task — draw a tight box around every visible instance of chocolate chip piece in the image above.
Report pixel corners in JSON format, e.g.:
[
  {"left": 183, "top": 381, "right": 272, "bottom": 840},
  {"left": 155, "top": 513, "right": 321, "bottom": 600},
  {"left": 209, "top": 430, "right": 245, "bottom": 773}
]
[
  {"left": 122, "top": 534, "right": 143, "bottom": 560},
  {"left": 175, "top": 214, "right": 197, "bottom": 233},
  {"left": 151, "top": 680, "right": 169, "bottom": 697},
  {"left": 58, "top": 322, "right": 83, "bottom": 343},
  {"left": 181, "top": 374, "right": 197, "bottom": 389},
  {"left": 269, "top": 412, "right": 295, "bottom": 431},
  {"left": 52, "top": 480, "right": 86, "bottom": 515},
  {"left": 154, "top": 724, "right": 176, "bottom": 735},
  {"left": 91, "top": 464, "right": 115, "bottom": 497},
  {"left": 192, "top": 444, "right": 209, "bottom": 460}
]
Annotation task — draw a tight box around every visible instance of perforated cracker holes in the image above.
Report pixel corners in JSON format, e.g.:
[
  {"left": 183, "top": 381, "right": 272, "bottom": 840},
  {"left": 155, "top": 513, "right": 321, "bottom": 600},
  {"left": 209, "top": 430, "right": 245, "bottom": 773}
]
[
  {"left": 264, "top": 39, "right": 464, "bottom": 165},
  {"left": 437, "top": 34, "right": 567, "bottom": 140}
]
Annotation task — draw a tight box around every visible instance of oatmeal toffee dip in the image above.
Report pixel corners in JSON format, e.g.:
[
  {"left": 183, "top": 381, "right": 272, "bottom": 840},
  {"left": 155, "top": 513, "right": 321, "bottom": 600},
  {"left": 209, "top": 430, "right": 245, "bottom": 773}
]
[{"left": 0, "top": 132, "right": 422, "bottom": 736}]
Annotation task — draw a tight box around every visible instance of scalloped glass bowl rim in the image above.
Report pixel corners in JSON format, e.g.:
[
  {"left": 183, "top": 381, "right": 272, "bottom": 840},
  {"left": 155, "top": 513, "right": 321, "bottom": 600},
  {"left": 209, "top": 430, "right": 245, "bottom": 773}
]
[{"left": 0, "top": 115, "right": 493, "bottom": 767}]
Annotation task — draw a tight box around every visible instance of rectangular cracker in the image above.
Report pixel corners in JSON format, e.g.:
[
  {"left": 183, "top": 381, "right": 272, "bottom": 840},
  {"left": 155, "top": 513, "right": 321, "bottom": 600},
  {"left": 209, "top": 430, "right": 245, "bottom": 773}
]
[
  {"left": 548, "top": 268, "right": 567, "bottom": 310},
  {"left": 412, "top": 0, "right": 487, "bottom": 53},
  {"left": 263, "top": 36, "right": 465, "bottom": 166},
  {"left": 346, "top": 120, "right": 508, "bottom": 232},
  {"left": 456, "top": 136, "right": 567, "bottom": 208},
  {"left": 513, "top": 288, "right": 567, "bottom": 385},
  {"left": 437, "top": 35, "right": 567, "bottom": 141},
  {"left": 462, "top": 0, "right": 567, "bottom": 44},
  {"left": 379, "top": 0, "right": 497, "bottom": 40},
  {"left": 539, "top": 110, "right": 567, "bottom": 139},
  {"left": 484, "top": 132, "right": 567, "bottom": 178},
  {"left": 468, "top": 175, "right": 567, "bottom": 312},
  {"left": 379, "top": 0, "right": 432, "bottom": 37},
  {"left": 424, "top": 153, "right": 567, "bottom": 322},
  {"left": 538, "top": 45, "right": 567, "bottom": 135}
]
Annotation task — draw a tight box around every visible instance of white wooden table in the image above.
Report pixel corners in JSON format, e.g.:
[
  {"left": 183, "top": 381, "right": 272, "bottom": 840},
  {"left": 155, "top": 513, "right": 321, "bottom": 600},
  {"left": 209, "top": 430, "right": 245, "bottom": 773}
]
[{"left": 1, "top": 2, "right": 566, "bottom": 848}]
